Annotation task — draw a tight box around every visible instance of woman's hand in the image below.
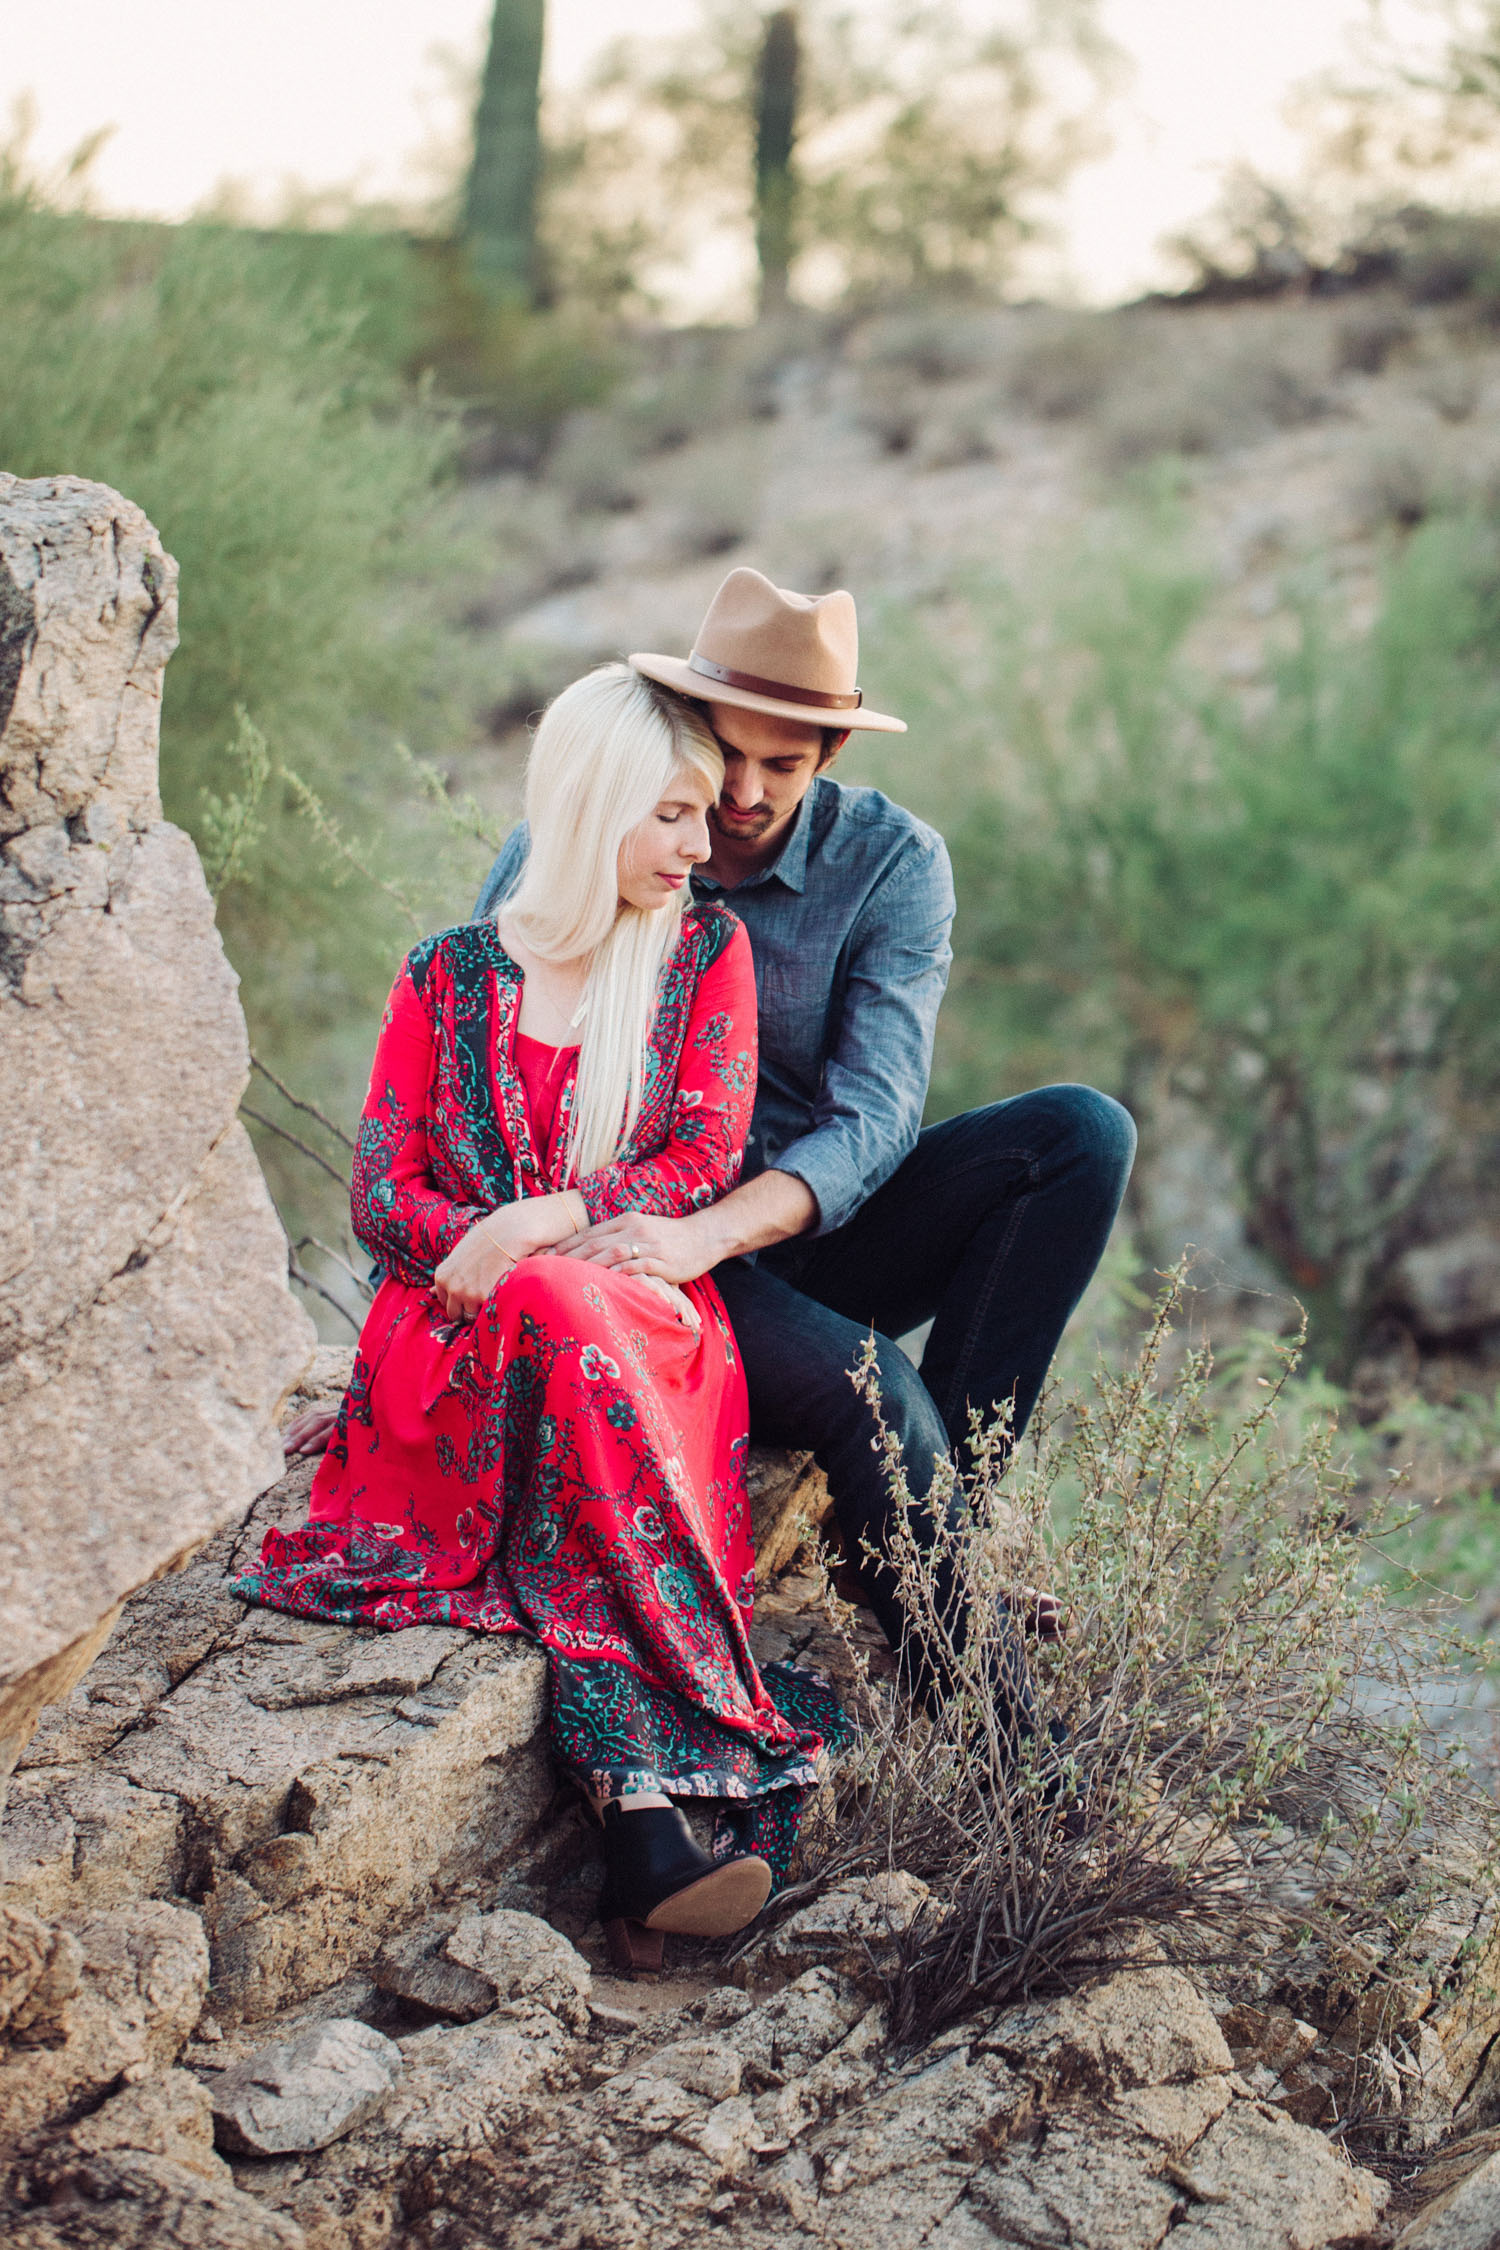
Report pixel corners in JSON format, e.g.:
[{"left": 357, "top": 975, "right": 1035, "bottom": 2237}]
[
  {"left": 433, "top": 1193, "right": 587, "bottom": 1321},
  {"left": 432, "top": 1219, "right": 520, "bottom": 1321}
]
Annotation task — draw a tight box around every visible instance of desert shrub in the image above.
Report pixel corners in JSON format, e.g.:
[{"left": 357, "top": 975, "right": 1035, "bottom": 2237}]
[
  {"left": 853, "top": 506, "right": 1500, "bottom": 1369},
  {"left": 784, "top": 1278, "right": 1495, "bottom": 2056},
  {"left": 999, "top": 306, "right": 1330, "bottom": 460},
  {"left": 1385, "top": 209, "right": 1500, "bottom": 310},
  {"left": 0, "top": 191, "right": 463, "bottom": 938},
  {"left": 851, "top": 307, "right": 1009, "bottom": 384},
  {"left": 0, "top": 182, "right": 531, "bottom": 1324},
  {"left": 913, "top": 386, "right": 1004, "bottom": 470},
  {"left": 1335, "top": 299, "right": 1416, "bottom": 376},
  {"left": 1004, "top": 309, "right": 1147, "bottom": 420},
  {"left": 546, "top": 409, "right": 644, "bottom": 513},
  {"left": 402, "top": 244, "right": 620, "bottom": 455},
  {"left": 852, "top": 366, "right": 924, "bottom": 454},
  {"left": 612, "top": 335, "right": 776, "bottom": 452},
  {"left": 1418, "top": 352, "right": 1487, "bottom": 421},
  {"left": 1093, "top": 319, "right": 1331, "bottom": 466},
  {"left": 1347, "top": 396, "right": 1500, "bottom": 528},
  {"left": 654, "top": 427, "right": 770, "bottom": 559},
  {"left": 1348, "top": 425, "right": 1457, "bottom": 529}
]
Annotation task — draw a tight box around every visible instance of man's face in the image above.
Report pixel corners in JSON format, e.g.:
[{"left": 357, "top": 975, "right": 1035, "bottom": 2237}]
[{"left": 705, "top": 702, "right": 841, "bottom": 847}]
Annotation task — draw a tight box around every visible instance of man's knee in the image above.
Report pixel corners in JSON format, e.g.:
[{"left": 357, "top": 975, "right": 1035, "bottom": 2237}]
[
  {"left": 779, "top": 1325, "right": 939, "bottom": 1453},
  {"left": 973, "top": 1083, "right": 1135, "bottom": 1193},
  {"left": 1053, "top": 1083, "right": 1136, "bottom": 1189}
]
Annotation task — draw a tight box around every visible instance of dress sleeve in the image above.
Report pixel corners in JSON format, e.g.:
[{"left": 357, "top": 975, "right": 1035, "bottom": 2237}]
[
  {"left": 575, "top": 917, "right": 758, "bottom": 1223},
  {"left": 350, "top": 954, "right": 487, "bottom": 1286}
]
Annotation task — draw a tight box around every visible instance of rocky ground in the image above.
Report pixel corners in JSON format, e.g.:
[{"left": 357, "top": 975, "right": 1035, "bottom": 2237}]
[{"left": 7, "top": 1351, "right": 1500, "bottom": 2248}]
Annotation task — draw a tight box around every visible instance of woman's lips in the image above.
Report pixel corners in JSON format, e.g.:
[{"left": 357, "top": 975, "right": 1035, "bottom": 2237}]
[{"left": 658, "top": 871, "right": 686, "bottom": 888}]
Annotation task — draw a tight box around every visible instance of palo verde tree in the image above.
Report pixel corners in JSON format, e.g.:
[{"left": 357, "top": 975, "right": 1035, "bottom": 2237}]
[
  {"left": 465, "top": 0, "right": 547, "bottom": 303},
  {"left": 1299, "top": 0, "right": 1500, "bottom": 203},
  {"left": 754, "top": 9, "right": 800, "bottom": 315},
  {"left": 541, "top": 0, "right": 1118, "bottom": 316}
]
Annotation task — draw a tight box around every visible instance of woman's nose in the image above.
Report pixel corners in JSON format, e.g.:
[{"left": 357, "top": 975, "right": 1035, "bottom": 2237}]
[{"left": 683, "top": 812, "right": 711, "bottom": 862}]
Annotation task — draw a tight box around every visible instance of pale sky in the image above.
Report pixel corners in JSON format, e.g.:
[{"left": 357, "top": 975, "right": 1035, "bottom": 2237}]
[{"left": 0, "top": 0, "right": 1420, "bottom": 303}]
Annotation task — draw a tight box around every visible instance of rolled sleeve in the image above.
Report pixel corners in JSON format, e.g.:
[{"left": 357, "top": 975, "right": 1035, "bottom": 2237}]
[
  {"left": 773, "top": 837, "right": 954, "bottom": 1235},
  {"left": 771, "top": 1128, "right": 867, "bottom": 1239}
]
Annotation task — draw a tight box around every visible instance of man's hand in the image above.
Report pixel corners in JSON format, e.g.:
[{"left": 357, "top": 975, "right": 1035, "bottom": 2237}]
[
  {"left": 553, "top": 1171, "right": 819, "bottom": 1284},
  {"left": 285, "top": 1404, "right": 339, "bottom": 1458},
  {"left": 552, "top": 1210, "right": 717, "bottom": 1286}
]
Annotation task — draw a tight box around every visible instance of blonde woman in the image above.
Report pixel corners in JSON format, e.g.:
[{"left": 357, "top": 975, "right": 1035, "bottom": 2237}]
[{"left": 235, "top": 666, "right": 836, "bottom": 1969}]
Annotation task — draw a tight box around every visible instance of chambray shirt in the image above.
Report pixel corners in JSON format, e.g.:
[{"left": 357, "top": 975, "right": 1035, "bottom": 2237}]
[{"left": 471, "top": 776, "right": 955, "bottom": 1237}]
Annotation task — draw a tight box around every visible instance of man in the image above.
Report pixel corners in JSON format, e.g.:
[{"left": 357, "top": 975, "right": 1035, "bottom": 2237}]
[{"left": 294, "top": 567, "right": 1135, "bottom": 1709}]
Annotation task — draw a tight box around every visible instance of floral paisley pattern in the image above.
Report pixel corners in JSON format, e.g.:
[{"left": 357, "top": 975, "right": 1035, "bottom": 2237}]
[{"left": 232, "top": 905, "right": 839, "bottom": 1882}]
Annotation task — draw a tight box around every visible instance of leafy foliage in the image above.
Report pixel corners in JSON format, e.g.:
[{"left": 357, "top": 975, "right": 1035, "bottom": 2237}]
[
  {"left": 859, "top": 506, "right": 1500, "bottom": 1364},
  {"left": 1309, "top": 0, "right": 1500, "bottom": 202},
  {"left": 540, "top": 0, "right": 1117, "bottom": 316},
  {"left": 0, "top": 160, "right": 515, "bottom": 1317}
]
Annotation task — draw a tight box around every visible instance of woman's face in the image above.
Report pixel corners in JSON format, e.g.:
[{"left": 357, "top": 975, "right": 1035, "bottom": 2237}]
[{"left": 617, "top": 768, "right": 715, "bottom": 911}]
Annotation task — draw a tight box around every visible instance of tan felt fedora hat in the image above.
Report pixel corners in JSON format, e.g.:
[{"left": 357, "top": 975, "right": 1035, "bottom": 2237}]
[{"left": 629, "top": 567, "right": 906, "bottom": 735}]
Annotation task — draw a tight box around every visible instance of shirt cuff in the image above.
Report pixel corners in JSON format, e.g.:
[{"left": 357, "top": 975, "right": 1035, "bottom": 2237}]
[{"left": 770, "top": 1131, "right": 867, "bottom": 1238}]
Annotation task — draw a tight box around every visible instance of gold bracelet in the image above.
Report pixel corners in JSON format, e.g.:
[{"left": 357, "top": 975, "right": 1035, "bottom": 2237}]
[{"left": 479, "top": 1215, "right": 518, "bottom": 1265}]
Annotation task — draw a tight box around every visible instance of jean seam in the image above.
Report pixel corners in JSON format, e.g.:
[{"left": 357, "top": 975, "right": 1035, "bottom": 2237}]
[{"left": 927, "top": 1146, "right": 1041, "bottom": 1435}]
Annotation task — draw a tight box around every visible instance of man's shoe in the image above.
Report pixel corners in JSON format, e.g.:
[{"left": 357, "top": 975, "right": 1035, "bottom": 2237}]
[{"left": 597, "top": 1800, "right": 771, "bottom": 1974}]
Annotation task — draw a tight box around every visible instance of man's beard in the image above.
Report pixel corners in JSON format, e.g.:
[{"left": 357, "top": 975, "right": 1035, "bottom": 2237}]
[{"left": 711, "top": 801, "right": 776, "bottom": 841}]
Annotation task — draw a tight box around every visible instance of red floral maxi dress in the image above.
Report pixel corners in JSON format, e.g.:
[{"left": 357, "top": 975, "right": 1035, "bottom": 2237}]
[{"left": 232, "top": 904, "right": 839, "bottom": 1878}]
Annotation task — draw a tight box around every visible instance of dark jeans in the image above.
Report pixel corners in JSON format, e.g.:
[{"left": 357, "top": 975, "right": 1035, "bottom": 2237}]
[{"left": 715, "top": 1084, "right": 1136, "bottom": 1721}]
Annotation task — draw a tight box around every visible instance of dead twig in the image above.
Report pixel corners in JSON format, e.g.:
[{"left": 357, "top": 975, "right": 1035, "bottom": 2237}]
[
  {"left": 242, "top": 1106, "right": 351, "bottom": 1191},
  {"left": 250, "top": 1052, "right": 357, "bottom": 1153}
]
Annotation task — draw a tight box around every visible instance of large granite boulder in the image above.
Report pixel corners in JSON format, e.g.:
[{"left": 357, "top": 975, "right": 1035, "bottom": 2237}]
[
  {"left": 0, "top": 1458, "right": 551, "bottom": 2028},
  {"left": 0, "top": 473, "right": 315, "bottom": 1785}
]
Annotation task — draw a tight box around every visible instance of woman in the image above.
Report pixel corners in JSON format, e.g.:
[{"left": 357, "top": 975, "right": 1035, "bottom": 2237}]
[{"left": 233, "top": 666, "right": 838, "bottom": 1971}]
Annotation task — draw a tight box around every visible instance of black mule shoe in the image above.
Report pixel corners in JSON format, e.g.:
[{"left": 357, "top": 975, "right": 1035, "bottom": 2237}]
[{"left": 597, "top": 1801, "right": 771, "bottom": 1976}]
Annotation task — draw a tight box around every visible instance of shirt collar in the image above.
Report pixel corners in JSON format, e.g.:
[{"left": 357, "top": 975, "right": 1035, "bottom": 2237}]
[{"left": 695, "top": 780, "right": 816, "bottom": 898}]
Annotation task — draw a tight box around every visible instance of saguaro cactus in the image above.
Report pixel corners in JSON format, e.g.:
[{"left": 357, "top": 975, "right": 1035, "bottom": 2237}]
[
  {"left": 464, "top": 0, "right": 547, "bottom": 303},
  {"left": 754, "top": 8, "right": 800, "bottom": 316}
]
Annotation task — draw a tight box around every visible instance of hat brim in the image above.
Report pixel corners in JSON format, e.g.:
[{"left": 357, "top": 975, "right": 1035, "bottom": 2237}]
[{"left": 629, "top": 653, "right": 907, "bottom": 735}]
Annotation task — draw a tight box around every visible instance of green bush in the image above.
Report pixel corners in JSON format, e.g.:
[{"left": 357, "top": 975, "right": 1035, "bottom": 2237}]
[
  {"left": 855, "top": 505, "right": 1500, "bottom": 1367},
  {"left": 0, "top": 189, "right": 512, "bottom": 1315}
]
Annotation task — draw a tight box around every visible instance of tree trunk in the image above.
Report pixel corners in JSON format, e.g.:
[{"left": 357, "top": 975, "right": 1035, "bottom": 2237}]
[
  {"left": 464, "top": 0, "right": 547, "bottom": 305},
  {"left": 754, "top": 8, "right": 800, "bottom": 317}
]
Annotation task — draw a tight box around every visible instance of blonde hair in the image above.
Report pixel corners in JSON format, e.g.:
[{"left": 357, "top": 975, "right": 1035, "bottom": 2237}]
[{"left": 504, "top": 664, "right": 723, "bottom": 1179}]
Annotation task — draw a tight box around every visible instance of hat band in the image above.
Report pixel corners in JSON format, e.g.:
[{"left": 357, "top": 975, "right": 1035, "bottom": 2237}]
[{"left": 687, "top": 652, "right": 863, "bottom": 711}]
